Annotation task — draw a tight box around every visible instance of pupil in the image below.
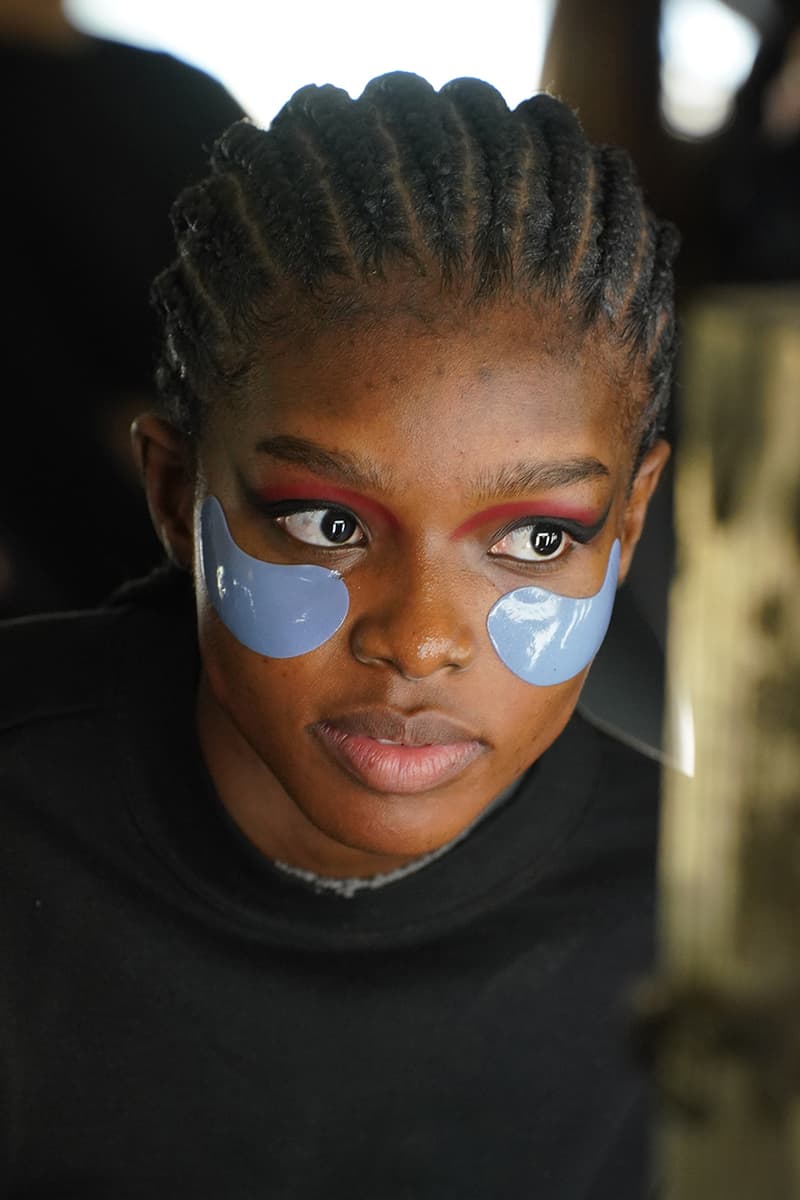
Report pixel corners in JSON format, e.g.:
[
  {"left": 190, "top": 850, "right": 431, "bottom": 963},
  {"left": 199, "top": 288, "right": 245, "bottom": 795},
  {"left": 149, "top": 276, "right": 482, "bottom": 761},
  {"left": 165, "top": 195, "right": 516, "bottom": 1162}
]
[
  {"left": 532, "top": 527, "right": 562, "bottom": 556},
  {"left": 322, "top": 510, "right": 356, "bottom": 544}
]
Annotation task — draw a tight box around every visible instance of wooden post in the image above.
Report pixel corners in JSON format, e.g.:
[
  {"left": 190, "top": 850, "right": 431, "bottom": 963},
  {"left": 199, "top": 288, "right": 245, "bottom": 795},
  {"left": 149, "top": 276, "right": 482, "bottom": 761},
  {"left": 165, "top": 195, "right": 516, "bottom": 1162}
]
[
  {"left": 539, "top": 0, "right": 728, "bottom": 290},
  {"left": 631, "top": 287, "right": 800, "bottom": 1198},
  {"left": 540, "top": 0, "right": 662, "bottom": 157}
]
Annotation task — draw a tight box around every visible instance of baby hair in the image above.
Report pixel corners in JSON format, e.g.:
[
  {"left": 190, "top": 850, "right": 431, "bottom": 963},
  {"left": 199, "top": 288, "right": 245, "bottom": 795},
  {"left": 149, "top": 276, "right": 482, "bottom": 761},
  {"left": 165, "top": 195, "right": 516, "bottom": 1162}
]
[{"left": 152, "top": 71, "right": 678, "bottom": 460}]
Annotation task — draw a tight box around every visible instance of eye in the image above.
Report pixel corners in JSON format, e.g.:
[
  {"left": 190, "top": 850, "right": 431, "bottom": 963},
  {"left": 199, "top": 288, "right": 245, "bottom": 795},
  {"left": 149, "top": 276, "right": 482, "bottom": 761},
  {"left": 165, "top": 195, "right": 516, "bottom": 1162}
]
[
  {"left": 277, "top": 507, "right": 365, "bottom": 548},
  {"left": 488, "top": 522, "right": 568, "bottom": 563}
]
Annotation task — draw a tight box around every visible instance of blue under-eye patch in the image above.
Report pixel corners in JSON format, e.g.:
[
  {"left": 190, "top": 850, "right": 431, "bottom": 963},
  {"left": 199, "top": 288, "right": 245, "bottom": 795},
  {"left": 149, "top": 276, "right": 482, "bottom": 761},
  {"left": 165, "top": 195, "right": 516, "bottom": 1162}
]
[
  {"left": 199, "top": 495, "right": 349, "bottom": 658},
  {"left": 199, "top": 494, "right": 619, "bottom": 685},
  {"left": 486, "top": 540, "right": 620, "bottom": 685}
]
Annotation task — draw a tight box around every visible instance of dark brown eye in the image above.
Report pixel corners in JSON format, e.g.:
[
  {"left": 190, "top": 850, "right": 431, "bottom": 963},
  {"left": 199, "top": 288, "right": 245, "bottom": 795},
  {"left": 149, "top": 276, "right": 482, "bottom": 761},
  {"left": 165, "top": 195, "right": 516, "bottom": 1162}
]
[
  {"left": 489, "top": 523, "right": 567, "bottom": 562},
  {"left": 531, "top": 527, "right": 563, "bottom": 557},
  {"left": 278, "top": 508, "right": 364, "bottom": 548},
  {"left": 321, "top": 511, "right": 359, "bottom": 544}
]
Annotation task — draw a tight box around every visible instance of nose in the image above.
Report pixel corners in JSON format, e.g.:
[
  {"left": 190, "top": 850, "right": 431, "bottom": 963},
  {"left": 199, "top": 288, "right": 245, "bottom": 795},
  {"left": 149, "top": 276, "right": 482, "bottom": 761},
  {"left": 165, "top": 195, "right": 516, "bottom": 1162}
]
[{"left": 349, "top": 561, "right": 476, "bottom": 680}]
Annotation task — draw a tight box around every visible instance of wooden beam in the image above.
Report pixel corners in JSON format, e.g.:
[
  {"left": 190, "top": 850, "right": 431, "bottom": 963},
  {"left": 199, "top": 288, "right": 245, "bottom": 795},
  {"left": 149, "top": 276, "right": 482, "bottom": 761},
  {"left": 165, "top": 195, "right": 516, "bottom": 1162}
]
[{"left": 631, "top": 286, "right": 800, "bottom": 1197}]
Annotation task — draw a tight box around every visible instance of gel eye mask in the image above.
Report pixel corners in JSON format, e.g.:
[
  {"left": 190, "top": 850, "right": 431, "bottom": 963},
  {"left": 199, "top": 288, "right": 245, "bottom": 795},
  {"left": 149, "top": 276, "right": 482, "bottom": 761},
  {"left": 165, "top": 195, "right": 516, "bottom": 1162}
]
[
  {"left": 486, "top": 539, "right": 620, "bottom": 686},
  {"left": 199, "top": 495, "right": 619, "bottom": 682},
  {"left": 199, "top": 496, "right": 349, "bottom": 658}
]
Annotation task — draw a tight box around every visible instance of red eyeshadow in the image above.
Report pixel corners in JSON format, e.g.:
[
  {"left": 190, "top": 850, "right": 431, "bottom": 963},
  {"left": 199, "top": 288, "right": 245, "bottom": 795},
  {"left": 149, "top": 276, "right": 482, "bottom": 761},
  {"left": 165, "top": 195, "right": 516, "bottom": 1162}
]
[
  {"left": 450, "top": 502, "right": 602, "bottom": 541},
  {"left": 256, "top": 478, "right": 400, "bottom": 530}
]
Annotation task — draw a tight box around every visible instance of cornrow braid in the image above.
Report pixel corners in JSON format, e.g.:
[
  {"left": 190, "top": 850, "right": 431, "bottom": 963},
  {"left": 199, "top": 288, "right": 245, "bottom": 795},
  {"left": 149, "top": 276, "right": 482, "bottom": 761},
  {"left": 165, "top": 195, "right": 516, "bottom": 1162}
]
[
  {"left": 152, "top": 70, "right": 678, "bottom": 450},
  {"left": 270, "top": 83, "right": 418, "bottom": 278},
  {"left": 636, "top": 221, "right": 681, "bottom": 455},
  {"left": 361, "top": 72, "right": 469, "bottom": 284},
  {"left": 212, "top": 120, "right": 350, "bottom": 287},
  {"left": 438, "top": 78, "right": 526, "bottom": 297},
  {"left": 514, "top": 93, "right": 596, "bottom": 298}
]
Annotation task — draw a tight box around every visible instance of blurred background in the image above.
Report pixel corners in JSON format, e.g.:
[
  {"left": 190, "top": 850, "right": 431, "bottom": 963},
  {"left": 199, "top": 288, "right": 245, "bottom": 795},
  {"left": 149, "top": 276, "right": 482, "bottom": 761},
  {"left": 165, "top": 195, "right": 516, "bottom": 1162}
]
[
  {"left": 63, "top": 0, "right": 768, "bottom": 141},
  {"left": 2, "top": 0, "right": 798, "bottom": 633}
]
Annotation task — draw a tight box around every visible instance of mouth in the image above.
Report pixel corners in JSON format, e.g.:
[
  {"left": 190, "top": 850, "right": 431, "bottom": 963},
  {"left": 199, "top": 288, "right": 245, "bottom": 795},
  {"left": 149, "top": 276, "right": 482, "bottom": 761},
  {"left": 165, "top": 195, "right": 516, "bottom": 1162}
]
[{"left": 311, "top": 710, "right": 487, "bottom": 796}]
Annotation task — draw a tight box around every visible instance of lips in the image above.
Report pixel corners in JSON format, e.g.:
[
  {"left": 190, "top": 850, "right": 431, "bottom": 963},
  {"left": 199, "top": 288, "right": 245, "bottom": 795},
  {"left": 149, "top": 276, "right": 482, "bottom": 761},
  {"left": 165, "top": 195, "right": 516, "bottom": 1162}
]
[{"left": 311, "top": 709, "right": 487, "bottom": 795}]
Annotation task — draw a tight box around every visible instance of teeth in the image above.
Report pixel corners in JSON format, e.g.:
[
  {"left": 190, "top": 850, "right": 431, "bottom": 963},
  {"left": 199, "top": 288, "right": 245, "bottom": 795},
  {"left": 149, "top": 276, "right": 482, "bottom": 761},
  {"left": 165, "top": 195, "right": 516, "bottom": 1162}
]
[{"left": 376, "top": 738, "right": 402, "bottom": 745}]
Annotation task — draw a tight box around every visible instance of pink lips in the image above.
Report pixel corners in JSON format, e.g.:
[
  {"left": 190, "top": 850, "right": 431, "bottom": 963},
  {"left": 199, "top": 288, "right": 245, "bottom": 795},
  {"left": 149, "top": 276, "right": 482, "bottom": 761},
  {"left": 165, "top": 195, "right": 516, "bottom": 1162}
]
[{"left": 312, "top": 710, "right": 486, "bottom": 795}]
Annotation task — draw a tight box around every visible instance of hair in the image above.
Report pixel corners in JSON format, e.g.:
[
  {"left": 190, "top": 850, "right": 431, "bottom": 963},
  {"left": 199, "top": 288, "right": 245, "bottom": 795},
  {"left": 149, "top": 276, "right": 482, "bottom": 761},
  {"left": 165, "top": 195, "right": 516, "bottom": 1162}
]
[{"left": 152, "top": 71, "right": 679, "bottom": 464}]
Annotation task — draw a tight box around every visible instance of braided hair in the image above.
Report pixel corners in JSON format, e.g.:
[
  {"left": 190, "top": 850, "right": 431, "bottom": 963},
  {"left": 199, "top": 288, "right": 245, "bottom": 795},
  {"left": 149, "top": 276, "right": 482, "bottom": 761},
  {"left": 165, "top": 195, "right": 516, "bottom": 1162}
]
[{"left": 152, "top": 71, "right": 678, "bottom": 462}]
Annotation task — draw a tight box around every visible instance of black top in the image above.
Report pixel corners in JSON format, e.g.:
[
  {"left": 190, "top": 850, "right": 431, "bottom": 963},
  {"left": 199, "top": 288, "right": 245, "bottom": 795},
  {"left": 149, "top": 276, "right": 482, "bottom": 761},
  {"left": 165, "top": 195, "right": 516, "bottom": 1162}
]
[{"left": 0, "top": 568, "right": 662, "bottom": 1198}]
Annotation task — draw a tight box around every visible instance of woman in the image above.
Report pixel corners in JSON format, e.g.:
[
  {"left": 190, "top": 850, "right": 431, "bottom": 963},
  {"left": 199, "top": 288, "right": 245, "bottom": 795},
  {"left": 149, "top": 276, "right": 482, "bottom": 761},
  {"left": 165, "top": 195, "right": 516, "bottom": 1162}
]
[{"left": 1, "top": 71, "right": 677, "bottom": 1198}]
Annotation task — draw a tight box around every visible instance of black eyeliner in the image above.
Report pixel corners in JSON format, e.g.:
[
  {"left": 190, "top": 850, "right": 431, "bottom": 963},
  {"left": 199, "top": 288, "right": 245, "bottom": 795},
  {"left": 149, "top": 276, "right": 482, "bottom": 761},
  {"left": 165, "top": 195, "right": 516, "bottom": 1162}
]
[
  {"left": 240, "top": 480, "right": 358, "bottom": 522},
  {"left": 496, "top": 503, "right": 612, "bottom": 546}
]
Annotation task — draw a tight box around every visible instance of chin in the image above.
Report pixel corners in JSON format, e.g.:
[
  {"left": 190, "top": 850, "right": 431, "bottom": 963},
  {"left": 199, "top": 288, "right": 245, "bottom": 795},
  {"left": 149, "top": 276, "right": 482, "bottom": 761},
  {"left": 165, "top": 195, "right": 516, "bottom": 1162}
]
[{"left": 293, "top": 779, "right": 486, "bottom": 868}]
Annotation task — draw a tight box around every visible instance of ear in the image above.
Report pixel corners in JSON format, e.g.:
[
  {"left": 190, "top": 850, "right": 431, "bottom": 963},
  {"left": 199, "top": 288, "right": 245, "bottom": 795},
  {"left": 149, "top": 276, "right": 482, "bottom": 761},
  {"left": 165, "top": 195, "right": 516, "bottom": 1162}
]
[
  {"left": 130, "top": 414, "right": 195, "bottom": 569},
  {"left": 617, "top": 438, "right": 671, "bottom": 584}
]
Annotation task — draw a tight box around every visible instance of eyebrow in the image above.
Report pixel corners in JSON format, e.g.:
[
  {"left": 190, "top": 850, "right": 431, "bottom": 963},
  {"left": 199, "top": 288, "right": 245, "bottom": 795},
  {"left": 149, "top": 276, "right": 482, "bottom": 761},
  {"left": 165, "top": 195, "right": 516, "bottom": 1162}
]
[
  {"left": 470, "top": 457, "right": 610, "bottom": 500},
  {"left": 448, "top": 458, "right": 611, "bottom": 539},
  {"left": 254, "top": 434, "right": 610, "bottom": 538},
  {"left": 254, "top": 435, "right": 393, "bottom": 493},
  {"left": 257, "top": 437, "right": 609, "bottom": 494}
]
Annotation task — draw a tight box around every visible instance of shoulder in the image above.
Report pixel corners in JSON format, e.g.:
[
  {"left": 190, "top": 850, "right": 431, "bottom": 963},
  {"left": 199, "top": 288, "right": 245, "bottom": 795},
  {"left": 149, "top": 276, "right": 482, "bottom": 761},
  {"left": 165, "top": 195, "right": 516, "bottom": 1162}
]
[
  {"left": 0, "top": 607, "right": 127, "bottom": 735},
  {"left": 0, "top": 566, "right": 195, "bottom": 737},
  {"left": 580, "top": 710, "right": 662, "bottom": 786},
  {"left": 0, "top": 570, "right": 197, "bottom": 890},
  {"left": 569, "top": 711, "right": 662, "bottom": 865},
  {"left": 556, "top": 707, "right": 661, "bottom": 794}
]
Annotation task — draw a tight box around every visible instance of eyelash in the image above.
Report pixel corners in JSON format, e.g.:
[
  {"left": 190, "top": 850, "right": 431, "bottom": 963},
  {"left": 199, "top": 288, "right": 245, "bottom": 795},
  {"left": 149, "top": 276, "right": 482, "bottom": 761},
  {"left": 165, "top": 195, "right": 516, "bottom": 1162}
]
[
  {"left": 500, "top": 514, "right": 599, "bottom": 540},
  {"left": 257, "top": 500, "right": 596, "bottom": 566},
  {"left": 487, "top": 521, "right": 573, "bottom": 566},
  {"left": 487, "top": 516, "right": 599, "bottom": 561},
  {"left": 259, "top": 500, "right": 367, "bottom": 551}
]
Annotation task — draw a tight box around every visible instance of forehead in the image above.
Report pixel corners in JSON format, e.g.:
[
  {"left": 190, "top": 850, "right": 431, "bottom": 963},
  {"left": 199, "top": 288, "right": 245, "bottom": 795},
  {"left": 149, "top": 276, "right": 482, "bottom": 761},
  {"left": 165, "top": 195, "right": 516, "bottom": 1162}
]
[{"left": 210, "top": 305, "right": 639, "bottom": 481}]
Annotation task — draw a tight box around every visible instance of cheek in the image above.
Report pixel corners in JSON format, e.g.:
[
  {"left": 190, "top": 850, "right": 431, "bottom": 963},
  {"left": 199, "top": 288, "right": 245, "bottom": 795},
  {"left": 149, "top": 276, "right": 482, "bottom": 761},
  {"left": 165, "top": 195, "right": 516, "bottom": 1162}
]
[
  {"left": 501, "top": 672, "right": 586, "bottom": 755},
  {"left": 201, "top": 618, "right": 323, "bottom": 726}
]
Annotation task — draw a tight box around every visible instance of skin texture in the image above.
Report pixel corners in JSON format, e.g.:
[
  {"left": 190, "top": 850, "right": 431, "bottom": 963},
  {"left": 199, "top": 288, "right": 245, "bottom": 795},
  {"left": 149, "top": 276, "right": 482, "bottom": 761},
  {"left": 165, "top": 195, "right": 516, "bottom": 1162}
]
[{"left": 133, "top": 303, "right": 669, "bottom": 878}]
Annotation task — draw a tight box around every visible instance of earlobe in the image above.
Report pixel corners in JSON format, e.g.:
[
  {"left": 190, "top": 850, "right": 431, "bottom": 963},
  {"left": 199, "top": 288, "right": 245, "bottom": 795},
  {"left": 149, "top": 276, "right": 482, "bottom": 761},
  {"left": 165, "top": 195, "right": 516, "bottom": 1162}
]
[
  {"left": 130, "top": 413, "right": 195, "bottom": 569},
  {"left": 617, "top": 438, "right": 671, "bottom": 584}
]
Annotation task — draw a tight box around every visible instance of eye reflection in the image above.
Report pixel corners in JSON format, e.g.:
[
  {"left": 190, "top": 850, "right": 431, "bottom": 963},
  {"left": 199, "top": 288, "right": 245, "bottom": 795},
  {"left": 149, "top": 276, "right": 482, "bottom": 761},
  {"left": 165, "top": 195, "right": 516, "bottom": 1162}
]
[
  {"left": 489, "top": 524, "right": 567, "bottom": 563},
  {"left": 278, "top": 508, "right": 364, "bottom": 548}
]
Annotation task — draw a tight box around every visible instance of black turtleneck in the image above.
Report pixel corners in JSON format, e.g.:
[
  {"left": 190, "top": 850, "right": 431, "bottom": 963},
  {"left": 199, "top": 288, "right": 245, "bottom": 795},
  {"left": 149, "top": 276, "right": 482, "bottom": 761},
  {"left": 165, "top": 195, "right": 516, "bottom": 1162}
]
[{"left": 0, "top": 567, "right": 661, "bottom": 1198}]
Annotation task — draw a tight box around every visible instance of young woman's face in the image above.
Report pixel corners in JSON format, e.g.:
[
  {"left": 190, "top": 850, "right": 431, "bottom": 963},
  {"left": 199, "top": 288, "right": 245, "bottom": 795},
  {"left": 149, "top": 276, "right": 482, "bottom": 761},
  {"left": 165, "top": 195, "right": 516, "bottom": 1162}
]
[{"left": 189, "top": 306, "right": 667, "bottom": 875}]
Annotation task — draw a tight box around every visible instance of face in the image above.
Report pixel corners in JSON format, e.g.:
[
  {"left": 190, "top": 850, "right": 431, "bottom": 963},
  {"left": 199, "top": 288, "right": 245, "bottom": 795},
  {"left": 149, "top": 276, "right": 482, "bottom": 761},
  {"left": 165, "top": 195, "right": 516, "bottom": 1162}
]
[{"left": 139, "top": 305, "right": 668, "bottom": 877}]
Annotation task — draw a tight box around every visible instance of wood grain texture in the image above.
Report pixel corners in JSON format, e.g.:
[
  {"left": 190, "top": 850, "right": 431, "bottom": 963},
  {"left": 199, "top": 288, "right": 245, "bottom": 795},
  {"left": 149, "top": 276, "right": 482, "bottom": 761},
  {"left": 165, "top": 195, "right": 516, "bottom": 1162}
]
[{"left": 634, "top": 287, "right": 800, "bottom": 1198}]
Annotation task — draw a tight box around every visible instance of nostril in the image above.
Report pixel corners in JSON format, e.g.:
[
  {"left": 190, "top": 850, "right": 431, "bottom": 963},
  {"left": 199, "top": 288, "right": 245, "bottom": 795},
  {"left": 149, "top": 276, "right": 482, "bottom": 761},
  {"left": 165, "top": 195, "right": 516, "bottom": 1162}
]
[
  {"left": 413, "top": 633, "right": 472, "bottom": 673},
  {"left": 349, "top": 614, "right": 475, "bottom": 678}
]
